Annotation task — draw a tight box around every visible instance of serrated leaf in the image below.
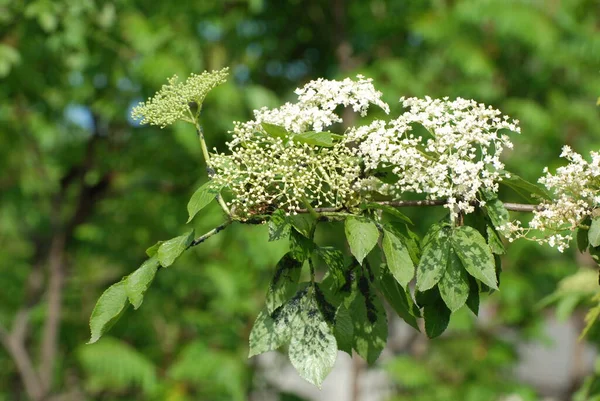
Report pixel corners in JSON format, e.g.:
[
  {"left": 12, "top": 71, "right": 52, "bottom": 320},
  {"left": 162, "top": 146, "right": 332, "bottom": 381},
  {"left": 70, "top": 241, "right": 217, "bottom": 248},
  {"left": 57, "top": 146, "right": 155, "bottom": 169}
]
[
  {"left": 187, "top": 181, "right": 223, "bottom": 223},
  {"left": 261, "top": 122, "right": 288, "bottom": 139},
  {"left": 589, "top": 218, "right": 600, "bottom": 247},
  {"left": 126, "top": 257, "right": 159, "bottom": 309},
  {"left": 382, "top": 229, "right": 414, "bottom": 288},
  {"left": 452, "top": 226, "right": 498, "bottom": 290},
  {"left": 500, "top": 173, "right": 551, "bottom": 202},
  {"left": 466, "top": 276, "right": 480, "bottom": 316},
  {"left": 145, "top": 241, "right": 163, "bottom": 257},
  {"left": 486, "top": 225, "right": 506, "bottom": 255},
  {"left": 423, "top": 295, "right": 451, "bottom": 339},
  {"left": 416, "top": 225, "right": 450, "bottom": 291},
  {"left": 248, "top": 308, "right": 290, "bottom": 357},
  {"left": 345, "top": 217, "right": 379, "bottom": 265},
  {"left": 438, "top": 246, "right": 470, "bottom": 312},
  {"left": 485, "top": 197, "right": 509, "bottom": 228},
  {"left": 266, "top": 253, "right": 303, "bottom": 313},
  {"left": 361, "top": 203, "right": 413, "bottom": 225},
  {"left": 89, "top": 281, "right": 129, "bottom": 344},
  {"left": 157, "top": 230, "right": 194, "bottom": 267},
  {"left": 378, "top": 268, "right": 420, "bottom": 330},
  {"left": 351, "top": 277, "right": 388, "bottom": 364},
  {"left": 268, "top": 210, "right": 289, "bottom": 241},
  {"left": 293, "top": 131, "right": 334, "bottom": 147},
  {"left": 316, "top": 247, "right": 345, "bottom": 290},
  {"left": 288, "top": 295, "right": 337, "bottom": 388},
  {"left": 334, "top": 305, "right": 354, "bottom": 355}
]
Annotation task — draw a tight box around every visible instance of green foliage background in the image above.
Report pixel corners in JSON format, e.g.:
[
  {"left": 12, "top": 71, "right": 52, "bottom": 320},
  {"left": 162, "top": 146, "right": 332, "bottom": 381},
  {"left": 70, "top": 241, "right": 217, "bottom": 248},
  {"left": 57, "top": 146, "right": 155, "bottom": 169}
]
[{"left": 1, "top": 0, "right": 599, "bottom": 400}]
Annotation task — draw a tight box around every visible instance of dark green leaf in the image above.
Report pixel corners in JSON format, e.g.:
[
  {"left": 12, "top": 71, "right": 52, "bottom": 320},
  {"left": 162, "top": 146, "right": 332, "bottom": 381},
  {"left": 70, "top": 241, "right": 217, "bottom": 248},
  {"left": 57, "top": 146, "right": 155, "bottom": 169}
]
[
  {"left": 378, "top": 268, "right": 420, "bottom": 330},
  {"left": 350, "top": 278, "right": 388, "bottom": 364},
  {"left": 292, "top": 131, "right": 334, "bottom": 147},
  {"left": 345, "top": 216, "right": 379, "bottom": 265},
  {"left": 416, "top": 225, "right": 450, "bottom": 291},
  {"left": 361, "top": 203, "right": 413, "bottom": 225},
  {"left": 486, "top": 226, "right": 506, "bottom": 255},
  {"left": 268, "top": 210, "right": 290, "bottom": 241},
  {"left": 266, "top": 253, "right": 303, "bottom": 313},
  {"left": 438, "top": 246, "right": 470, "bottom": 312},
  {"left": 466, "top": 276, "right": 480, "bottom": 316},
  {"left": 289, "top": 229, "right": 314, "bottom": 262},
  {"left": 287, "top": 213, "right": 316, "bottom": 238},
  {"left": 261, "top": 122, "right": 289, "bottom": 139},
  {"left": 157, "top": 230, "right": 194, "bottom": 267},
  {"left": 589, "top": 218, "right": 600, "bottom": 247},
  {"left": 423, "top": 295, "right": 451, "bottom": 339},
  {"left": 89, "top": 280, "right": 129, "bottom": 344},
  {"left": 578, "top": 222, "right": 590, "bottom": 253},
  {"left": 126, "top": 256, "right": 160, "bottom": 310},
  {"left": 451, "top": 226, "right": 498, "bottom": 290},
  {"left": 288, "top": 294, "right": 337, "bottom": 388},
  {"left": 187, "top": 181, "right": 223, "bottom": 223},
  {"left": 316, "top": 247, "right": 345, "bottom": 289},
  {"left": 334, "top": 305, "right": 354, "bottom": 355},
  {"left": 500, "top": 173, "right": 551, "bottom": 202},
  {"left": 382, "top": 228, "right": 414, "bottom": 288}
]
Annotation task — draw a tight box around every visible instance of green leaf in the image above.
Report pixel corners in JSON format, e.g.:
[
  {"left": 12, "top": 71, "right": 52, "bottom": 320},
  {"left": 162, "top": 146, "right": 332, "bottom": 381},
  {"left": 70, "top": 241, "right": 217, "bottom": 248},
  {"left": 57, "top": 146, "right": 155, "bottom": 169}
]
[
  {"left": 345, "top": 217, "right": 380, "bottom": 265},
  {"left": 288, "top": 294, "right": 338, "bottom": 388},
  {"left": 466, "top": 276, "right": 480, "bottom": 316},
  {"left": 382, "top": 228, "right": 414, "bottom": 288},
  {"left": 89, "top": 280, "right": 129, "bottom": 344},
  {"left": 261, "top": 122, "right": 288, "bottom": 139},
  {"left": 485, "top": 196, "right": 509, "bottom": 229},
  {"left": 416, "top": 225, "right": 450, "bottom": 291},
  {"left": 423, "top": 294, "right": 451, "bottom": 339},
  {"left": 266, "top": 253, "right": 303, "bottom": 313},
  {"left": 580, "top": 294, "right": 600, "bottom": 339},
  {"left": 500, "top": 173, "right": 551, "bottom": 202},
  {"left": 378, "top": 267, "right": 420, "bottom": 330},
  {"left": 316, "top": 247, "right": 345, "bottom": 289},
  {"left": 577, "top": 223, "right": 590, "bottom": 253},
  {"left": 248, "top": 308, "right": 290, "bottom": 357},
  {"left": 351, "top": 276, "right": 388, "bottom": 364},
  {"left": 589, "top": 218, "right": 600, "bottom": 247},
  {"left": 361, "top": 203, "right": 413, "bottom": 225},
  {"left": 287, "top": 213, "right": 316, "bottom": 238},
  {"left": 268, "top": 210, "right": 289, "bottom": 241},
  {"left": 145, "top": 241, "right": 163, "bottom": 257},
  {"left": 126, "top": 257, "right": 160, "bottom": 310},
  {"left": 293, "top": 131, "right": 334, "bottom": 147},
  {"left": 451, "top": 226, "right": 498, "bottom": 290},
  {"left": 157, "top": 230, "right": 194, "bottom": 267},
  {"left": 187, "top": 181, "right": 223, "bottom": 223},
  {"left": 334, "top": 305, "right": 354, "bottom": 355},
  {"left": 289, "top": 229, "right": 314, "bottom": 262},
  {"left": 486, "top": 225, "right": 506, "bottom": 255},
  {"left": 438, "top": 246, "right": 470, "bottom": 312}
]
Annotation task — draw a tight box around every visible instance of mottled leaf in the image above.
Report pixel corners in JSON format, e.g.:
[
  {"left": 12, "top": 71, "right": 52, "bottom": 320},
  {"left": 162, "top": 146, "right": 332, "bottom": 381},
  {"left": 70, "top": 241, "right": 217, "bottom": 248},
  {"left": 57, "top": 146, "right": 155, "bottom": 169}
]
[
  {"left": 484, "top": 196, "right": 509, "bottom": 229},
  {"left": 126, "top": 256, "right": 160, "bottom": 309},
  {"left": 382, "top": 228, "right": 414, "bottom": 288},
  {"left": 268, "top": 210, "right": 289, "bottom": 241},
  {"left": 289, "top": 229, "right": 314, "bottom": 262},
  {"left": 266, "top": 253, "right": 303, "bottom": 313},
  {"left": 487, "top": 225, "right": 506, "bottom": 255},
  {"left": 157, "top": 230, "right": 194, "bottom": 267},
  {"left": 345, "top": 217, "right": 379, "bottom": 265},
  {"left": 350, "top": 278, "right": 388, "bottom": 364},
  {"left": 89, "top": 280, "right": 129, "bottom": 344},
  {"left": 416, "top": 225, "right": 450, "bottom": 291},
  {"left": 438, "top": 246, "right": 470, "bottom": 312},
  {"left": 452, "top": 226, "right": 498, "bottom": 290},
  {"left": 316, "top": 247, "right": 345, "bottom": 289},
  {"left": 288, "top": 214, "right": 316, "bottom": 238},
  {"left": 248, "top": 308, "right": 290, "bottom": 357}
]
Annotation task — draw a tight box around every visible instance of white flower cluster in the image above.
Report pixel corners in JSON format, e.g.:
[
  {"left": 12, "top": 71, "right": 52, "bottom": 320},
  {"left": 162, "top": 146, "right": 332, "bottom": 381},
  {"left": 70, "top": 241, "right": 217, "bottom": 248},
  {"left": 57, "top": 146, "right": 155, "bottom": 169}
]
[
  {"left": 210, "top": 76, "right": 389, "bottom": 217},
  {"left": 347, "top": 96, "right": 520, "bottom": 217},
  {"left": 501, "top": 146, "right": 600, "bottom": 252}
]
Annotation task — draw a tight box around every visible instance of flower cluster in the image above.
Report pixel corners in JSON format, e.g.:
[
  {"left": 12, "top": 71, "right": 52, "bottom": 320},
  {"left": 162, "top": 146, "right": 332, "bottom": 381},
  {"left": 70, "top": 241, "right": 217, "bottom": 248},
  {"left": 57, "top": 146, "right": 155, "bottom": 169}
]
[
  {"left": 132, "top": 68, "right": 229, "bottom": 128},
  {"left": 501, "top": 146, "right": 600, "bottom": 252},
  {"left": 347, "top": 96, "right": 520, "bottom": 217},
  {"left": 210, "top": 75, "right": 388, "bottom": 217}
]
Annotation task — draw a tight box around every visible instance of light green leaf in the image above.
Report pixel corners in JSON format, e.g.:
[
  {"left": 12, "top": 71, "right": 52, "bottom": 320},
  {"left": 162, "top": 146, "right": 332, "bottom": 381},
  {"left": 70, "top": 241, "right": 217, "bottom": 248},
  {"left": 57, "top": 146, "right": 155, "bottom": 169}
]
[
  {"left": 266, "top": 253, "right": 303, "bottom": 313},
  {"left": 288, "top": 295, "right": 338, "bottom": 388},
  {"left": 361, "top": 203, "right": 413, "bottom": 225},
  {"left": 589, "top": 218, "right": 600, "bottom": 247},
  {"left": 485, "top": 196, "right": 509, "bottom": 229},
  {"left": 452, "top": 226, "right": 498, "bottom": 290},
  {"left": 382, "top": 229, "right": 414, "bottom": 288},
  {"left": 261, "top": 122, "right": 289, "bottom": 139},
  {"left": 438, "top": 246, "right": 470, "bottom": 312},
  {"left": 89, "top": 281, "right": 129, "bottom": 344},
  {"left": 293, "top": 131, "right": 334, "bottom": 147},
  {"left": 500, "top": 172, "right": 551, "bottom": 202},
  {"left": 345, "top": 217, "right": 379, "bottom": 265},
  {"left": 416, "top": 226, "right": 450, "bottom": 291},
  {"left": 187, "top": 181, "right": 223, "bottom": 223},
  {"left": 145, "top": 241, "right": 163, "bottom": 257},
  {"left": 423, "top": 295, "right": 451, "bottom": 339},
  {"left": 351, "top": 278, "right": 388, "bottom": 364},
  {"left": 248, "top": 308, "right": 290, "bottom": 357},
  {"left": 334, "top": 305, "right": 354, "bottom": 355},
  {"left": 157, "top": 230, "right": 194, "bottom": 267},
  {"left": 126, "top": 257, "right": 160, "bottom": 309},
  {"left": 580, "top": 293, "right": 600, "bottom": 340},
  {"left": 268, "top": 210, "right": 289, "bottom": 241}
]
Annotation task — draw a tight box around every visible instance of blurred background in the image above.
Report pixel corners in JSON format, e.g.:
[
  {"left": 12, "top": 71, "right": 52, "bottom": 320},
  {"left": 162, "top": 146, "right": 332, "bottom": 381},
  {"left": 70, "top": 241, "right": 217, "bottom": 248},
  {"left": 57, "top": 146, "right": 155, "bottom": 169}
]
[{"left": 1, "top": 0, "right": 600, "bottom": 400}]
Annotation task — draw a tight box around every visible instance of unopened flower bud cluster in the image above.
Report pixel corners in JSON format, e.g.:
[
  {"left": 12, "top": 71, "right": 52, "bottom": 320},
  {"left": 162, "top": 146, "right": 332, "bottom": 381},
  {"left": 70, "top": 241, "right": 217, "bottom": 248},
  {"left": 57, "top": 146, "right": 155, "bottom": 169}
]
[
  {"left": 501, "top": 146, "right": 600, "bottom": 252},
  {"left": 210, "top": 76, "right": 389, "bottom": 217},
  {"left": 346, "top": 96, "right": 520, "bottom": 218}
]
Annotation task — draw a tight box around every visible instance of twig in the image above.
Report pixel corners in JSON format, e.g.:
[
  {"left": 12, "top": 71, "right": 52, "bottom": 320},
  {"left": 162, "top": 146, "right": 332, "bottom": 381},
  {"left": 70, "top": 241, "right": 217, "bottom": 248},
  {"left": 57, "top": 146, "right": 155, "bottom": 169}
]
[{"left": 189, "top": 220, "right": 233, "bottom": 247}]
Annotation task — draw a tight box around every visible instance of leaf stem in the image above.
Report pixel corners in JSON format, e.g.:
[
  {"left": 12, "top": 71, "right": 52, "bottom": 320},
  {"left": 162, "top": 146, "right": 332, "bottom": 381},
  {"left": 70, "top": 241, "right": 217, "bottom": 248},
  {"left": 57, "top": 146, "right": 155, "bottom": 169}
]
[{"left": 189, "top": 220, "right": 233, "bottom": 247}]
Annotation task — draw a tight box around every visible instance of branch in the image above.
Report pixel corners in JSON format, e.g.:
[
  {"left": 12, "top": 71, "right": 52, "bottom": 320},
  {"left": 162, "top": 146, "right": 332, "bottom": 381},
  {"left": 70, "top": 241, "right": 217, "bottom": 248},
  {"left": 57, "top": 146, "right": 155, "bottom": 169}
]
[{"left": 189, "top": 220, "right": 233, "bottom": 247}]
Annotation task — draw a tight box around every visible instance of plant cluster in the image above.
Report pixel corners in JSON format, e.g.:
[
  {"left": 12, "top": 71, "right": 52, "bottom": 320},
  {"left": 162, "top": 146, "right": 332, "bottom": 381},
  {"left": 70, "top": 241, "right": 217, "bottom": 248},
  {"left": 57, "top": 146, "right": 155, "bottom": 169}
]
[{"left": 88, "top": 69, "right": 600, "bottom": 387}]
